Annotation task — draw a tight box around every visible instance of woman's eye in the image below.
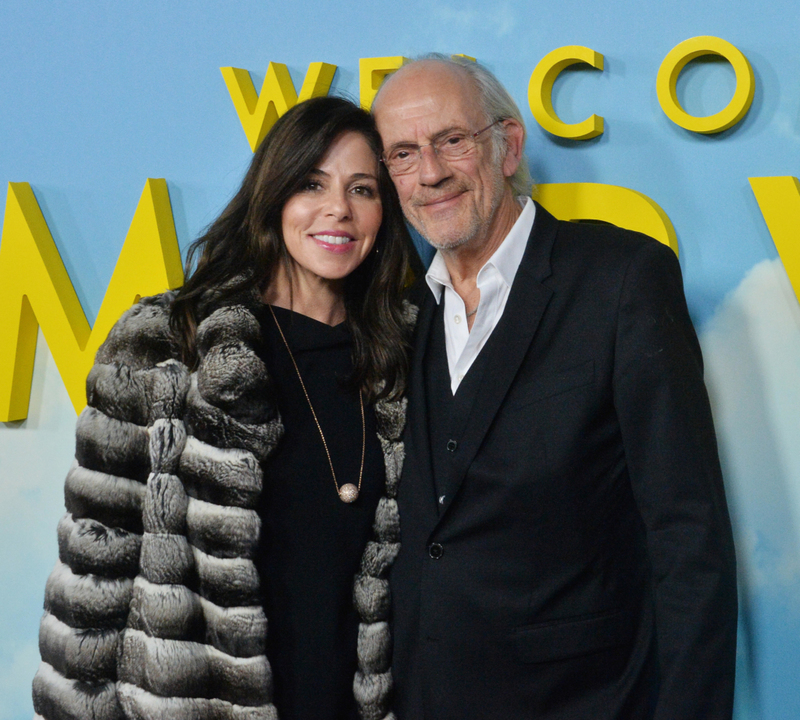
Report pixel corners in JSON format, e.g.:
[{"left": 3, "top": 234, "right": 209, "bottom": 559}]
[
  {"left": 300, "top": 179, "right": 321, "bottom": 192},
  {"left": 352, "top": 184, "right": 376, "bottom": 197}
]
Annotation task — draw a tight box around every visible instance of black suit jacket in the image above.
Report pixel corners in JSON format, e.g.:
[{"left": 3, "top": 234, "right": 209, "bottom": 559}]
[{"left": 391, "top": 203, "right": 737, "bottom": 719}]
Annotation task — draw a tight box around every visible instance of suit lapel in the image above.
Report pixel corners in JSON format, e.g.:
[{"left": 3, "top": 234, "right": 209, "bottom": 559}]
[
  {"left": 437, "top": 203, "right": 559, "bottom": 517},
  {"left": 405, "top": 289, "right": 441, "bottom": 522}
]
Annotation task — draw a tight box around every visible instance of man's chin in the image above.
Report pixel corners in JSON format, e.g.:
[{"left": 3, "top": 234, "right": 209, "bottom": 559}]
[
  {"left": 411, "top": 219, "right": 474, "bottom": 252},
  {"left": 426, "top": 235, "right": 472, "bottom": 252}
]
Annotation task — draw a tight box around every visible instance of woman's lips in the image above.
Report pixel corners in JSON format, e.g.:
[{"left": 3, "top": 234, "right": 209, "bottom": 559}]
[{"left": 311, "top": 232, "right": 357, "bottom": 253}]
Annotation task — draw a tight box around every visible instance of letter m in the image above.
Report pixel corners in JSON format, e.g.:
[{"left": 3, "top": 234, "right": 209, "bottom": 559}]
[{"left": 0, "top": 179, "right": 183, "bottom": 421}]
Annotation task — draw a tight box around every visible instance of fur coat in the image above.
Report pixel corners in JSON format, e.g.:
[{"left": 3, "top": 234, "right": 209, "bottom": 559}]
[{"left": 32, "top": 291, "right": 411, "bottom": 720}]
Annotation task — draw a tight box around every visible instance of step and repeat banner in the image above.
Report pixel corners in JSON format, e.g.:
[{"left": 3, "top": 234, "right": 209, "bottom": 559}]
[{"left": 1, "top": 2, "right": 799, "bottom": 718}]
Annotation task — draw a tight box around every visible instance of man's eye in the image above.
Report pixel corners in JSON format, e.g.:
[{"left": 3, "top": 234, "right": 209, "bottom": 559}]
[
  {"left": 391, "top": 148, "right": 414, "bottom": 161},
  {"left": 442, "top": 134, "right": 467, "bottom": 147}
]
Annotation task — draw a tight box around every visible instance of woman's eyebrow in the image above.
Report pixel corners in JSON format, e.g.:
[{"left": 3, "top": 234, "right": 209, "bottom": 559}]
[{"left": 305, "top": 168, "right": 378, "bottom": 183}]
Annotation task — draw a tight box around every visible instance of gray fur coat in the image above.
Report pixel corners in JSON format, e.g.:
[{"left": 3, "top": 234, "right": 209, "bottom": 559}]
[{"left": 32, "top": 291, "right": 410, "bottom": 720}]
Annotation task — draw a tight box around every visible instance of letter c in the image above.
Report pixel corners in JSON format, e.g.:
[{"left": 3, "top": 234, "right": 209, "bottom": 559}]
[{"left": 528, "top": 46, "right": 604, "bottom": 140}]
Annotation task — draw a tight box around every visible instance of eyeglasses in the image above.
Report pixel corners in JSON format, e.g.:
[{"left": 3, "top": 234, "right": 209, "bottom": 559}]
[{"left": 381, "top": 119, "right": 505, "bottom": 176}]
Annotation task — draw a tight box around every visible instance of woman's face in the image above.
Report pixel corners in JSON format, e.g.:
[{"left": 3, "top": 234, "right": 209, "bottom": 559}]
[{"left": 281, "top": 131, "right": 382, "bottom": 285}]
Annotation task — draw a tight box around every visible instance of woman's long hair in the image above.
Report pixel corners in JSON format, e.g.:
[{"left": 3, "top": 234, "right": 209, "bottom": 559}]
[{"left": 170, "top": 95, "right": 411, "bottom": 401}]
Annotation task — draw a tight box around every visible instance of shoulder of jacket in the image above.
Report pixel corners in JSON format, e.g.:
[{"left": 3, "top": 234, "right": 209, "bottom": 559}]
[
  {"left": 549, "top": 218, "right": 675, "bottom": 279},
  {"left": 86, "top": 292, "right": 191, "bottom": 425},
  {"left": 95, "top": 291, "right": 180, "bottom": 370}
]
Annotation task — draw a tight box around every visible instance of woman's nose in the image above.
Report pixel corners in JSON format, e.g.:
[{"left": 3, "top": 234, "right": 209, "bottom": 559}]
[{"left": 325, "top": 188, "right": 352, "bottom": 219}]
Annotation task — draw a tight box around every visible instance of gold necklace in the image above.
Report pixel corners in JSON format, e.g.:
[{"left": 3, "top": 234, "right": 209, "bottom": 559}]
[{"left": 269, "top": 305, "right": 365, "bottom": 503}]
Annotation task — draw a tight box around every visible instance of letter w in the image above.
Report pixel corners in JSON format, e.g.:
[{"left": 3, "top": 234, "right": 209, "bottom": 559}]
[
  {"left": 0, "top": 179, "right": 183, "bottom": 421},
  {"left": 221, "top": 62, "right": 337, "bottom": 152}
]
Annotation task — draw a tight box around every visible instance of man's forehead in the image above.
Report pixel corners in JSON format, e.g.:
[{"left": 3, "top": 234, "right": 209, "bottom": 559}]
[
  {"left": 383, "top": 93, "right": 450, "bottom": 124},
  {"left": 374, "top": 64, "right": 480, "bottom": 139}
]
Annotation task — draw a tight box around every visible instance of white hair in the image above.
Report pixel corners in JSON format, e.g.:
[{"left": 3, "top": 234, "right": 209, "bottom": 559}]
[{"left": 377, "top": 54, "right": 533, "bottom": 196}]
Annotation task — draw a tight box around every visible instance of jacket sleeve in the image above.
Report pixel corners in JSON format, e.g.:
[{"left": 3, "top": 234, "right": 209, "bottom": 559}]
[
  {"left": 613, "top": 240, "right": 738, "bottom": 719},
  {"left": 32, "top": 296, "right": 184, "bottom": 720}
]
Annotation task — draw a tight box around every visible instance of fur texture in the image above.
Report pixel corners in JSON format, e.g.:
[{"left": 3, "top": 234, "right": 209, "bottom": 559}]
[{"left": 33, "top": 292, "right": 411, "bottom": 720}]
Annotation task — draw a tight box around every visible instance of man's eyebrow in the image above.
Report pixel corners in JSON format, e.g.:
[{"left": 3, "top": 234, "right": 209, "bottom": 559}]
[
  {"left": 430, "top": 125, "right": 468, "bottom": 141},
  {"left": 386, "top": 126, "right": 467, "bottom": 150}
]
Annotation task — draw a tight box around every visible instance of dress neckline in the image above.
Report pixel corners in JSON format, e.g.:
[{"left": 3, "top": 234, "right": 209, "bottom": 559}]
[{"left": 261, "top": 304, "right": 350, "bottom": 353}]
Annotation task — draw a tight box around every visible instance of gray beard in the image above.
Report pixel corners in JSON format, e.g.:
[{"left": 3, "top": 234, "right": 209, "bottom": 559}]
[
  {"left": 424, "top": 229, "right": 473, "bottom": 252},
  {"left": 414, "top": 173, "right": 506, "bottom": 253}
]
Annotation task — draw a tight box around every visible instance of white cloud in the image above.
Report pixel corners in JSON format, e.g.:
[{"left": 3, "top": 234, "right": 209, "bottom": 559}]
[
  {"left": 0, "top": 334, "right": 81, "bottom": 718},
  {"left": 772, "top": 111, "right": 800, "bottom": 144},
  {"left": 432, "top": 2, "right": 517, "bottom": 40},
  {"left": 0, "top": 330, "right": 76, "bottom": 504},
  {"left": 700, "top": 258, "right": 800, "bottom": 605},
  {"left": 0, "top": 640, "right": 39, "bottom": 720}
]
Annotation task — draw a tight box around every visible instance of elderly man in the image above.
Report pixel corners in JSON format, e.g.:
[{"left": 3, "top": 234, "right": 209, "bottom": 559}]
[{"left": 372, "top": 56, "right": 737, "bottom": 719}]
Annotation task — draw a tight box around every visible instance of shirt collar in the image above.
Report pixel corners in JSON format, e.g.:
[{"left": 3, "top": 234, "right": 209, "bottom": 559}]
[{"left": 425, "top": 196, "right": 536, "bottom": 303}]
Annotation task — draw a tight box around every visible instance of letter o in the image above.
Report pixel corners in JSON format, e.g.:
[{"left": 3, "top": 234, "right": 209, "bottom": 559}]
[{"left": 656, "top": 36, "right": 754, "bottom": 134}]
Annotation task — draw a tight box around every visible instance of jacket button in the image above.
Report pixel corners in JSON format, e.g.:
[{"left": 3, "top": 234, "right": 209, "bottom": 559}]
[
  {"left": 446, "top": 439, "right": 458, "bottom": 452},
  {"left": 429, "top": 543, "right": 444, "bottom": 559}
]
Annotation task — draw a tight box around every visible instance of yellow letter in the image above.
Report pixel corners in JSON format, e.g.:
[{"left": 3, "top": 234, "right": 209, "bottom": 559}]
[
  {"left": 749, "top": 176, "right": 800, "bottom": 304},
  {"left": 656, "top": 36, "right": 754, "bottom": 134},
  {"left": 528, "top": 46, "right": 604, "bottom": 140},
  {"left": 0, "top": 179, "right": 183, "bottom": 421},
  {"left": 221, "top": 62, "right": 337, "bottom": 152},
  {"left": 536, "top": 182, "right": 678, "bottom": 254},
  {"left": 359, "top": 56, "right": 408, "bottom": 110}
]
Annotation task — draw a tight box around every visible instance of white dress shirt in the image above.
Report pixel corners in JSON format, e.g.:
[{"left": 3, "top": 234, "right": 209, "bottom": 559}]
[{"left": 425, "top": 197, "right": 536, "bottom": 394}]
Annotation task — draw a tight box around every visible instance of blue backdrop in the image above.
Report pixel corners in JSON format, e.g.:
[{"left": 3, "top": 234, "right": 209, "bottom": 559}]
[{"left": 2, "top": 2, "right": 799, "bottom": 717}]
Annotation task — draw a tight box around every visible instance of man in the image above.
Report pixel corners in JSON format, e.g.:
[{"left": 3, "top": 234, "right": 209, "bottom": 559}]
[{"left": 372, "top": 56, "right": 737, "bottom": 719}]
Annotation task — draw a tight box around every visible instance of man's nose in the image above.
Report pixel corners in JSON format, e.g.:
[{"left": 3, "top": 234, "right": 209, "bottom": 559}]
[{"left": 417, "top": 144, "right": 452, "bottom": 186}]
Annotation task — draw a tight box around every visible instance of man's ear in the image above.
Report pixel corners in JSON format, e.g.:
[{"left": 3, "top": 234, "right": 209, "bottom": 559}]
[{"left": 501, "top": 119, "right": 525, "bottom": 179}]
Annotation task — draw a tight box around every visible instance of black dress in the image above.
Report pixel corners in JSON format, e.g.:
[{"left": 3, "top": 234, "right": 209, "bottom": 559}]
[{"left": 255, "top": 305, "right": 384, "bottom": 720}]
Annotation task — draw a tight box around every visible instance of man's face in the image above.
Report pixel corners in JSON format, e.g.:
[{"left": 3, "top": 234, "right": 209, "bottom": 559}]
[{"left": 374, "top": 63, "right": 510, "bottom": 252}]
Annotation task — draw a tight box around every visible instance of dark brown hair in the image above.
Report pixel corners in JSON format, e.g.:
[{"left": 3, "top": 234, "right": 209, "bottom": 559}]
[{"left": 170, "top": 96, "right": 411, "bottom": 401}]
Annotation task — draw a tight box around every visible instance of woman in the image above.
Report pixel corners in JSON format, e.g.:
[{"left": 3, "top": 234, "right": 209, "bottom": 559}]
[{"left": 32, "top": 96, "right": 414, "bottom": 720}]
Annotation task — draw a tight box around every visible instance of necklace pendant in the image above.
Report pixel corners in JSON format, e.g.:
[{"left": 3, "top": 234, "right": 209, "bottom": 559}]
[{"left": 339, "top": 483, "right": 359, "bottom": 503}]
